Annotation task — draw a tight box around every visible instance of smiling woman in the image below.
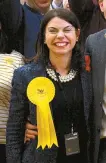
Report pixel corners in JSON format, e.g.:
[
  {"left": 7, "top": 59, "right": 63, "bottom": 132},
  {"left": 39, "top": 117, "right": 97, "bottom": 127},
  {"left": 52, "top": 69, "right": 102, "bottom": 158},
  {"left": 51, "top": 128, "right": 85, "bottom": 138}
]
[
  {"left": 45, "top": 17, "right": 80, "bottom": 59},
  {"left": 6, "top": 9, "right": 93, "bottom": 163}
]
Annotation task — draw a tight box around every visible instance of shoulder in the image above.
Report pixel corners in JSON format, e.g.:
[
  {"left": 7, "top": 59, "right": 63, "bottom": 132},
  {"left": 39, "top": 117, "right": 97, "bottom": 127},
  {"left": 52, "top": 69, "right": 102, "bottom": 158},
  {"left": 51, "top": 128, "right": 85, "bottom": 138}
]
[
  {"left": 87, "top": 29, "right": 106, "bottom": 43},
  {"left": 0, "top": 50, "right": 24, "bottom": 68},
  {"left": 22, "top": 3, "right": 42, "bottom": 16},
  {"left": 13, "top": 61, "right": 44, "bottom": 79},
  {"left": 14, "top": 62, "right": 37, "bottom": 75},
  {"left": 85, "top": 29, "right": 106, "bottom": 51},
  {"left": 12, "top": 61, "right": 45, "bottom": 90},
  {"left": 12, "top": 62, "right": 37, "bottom": 88}
]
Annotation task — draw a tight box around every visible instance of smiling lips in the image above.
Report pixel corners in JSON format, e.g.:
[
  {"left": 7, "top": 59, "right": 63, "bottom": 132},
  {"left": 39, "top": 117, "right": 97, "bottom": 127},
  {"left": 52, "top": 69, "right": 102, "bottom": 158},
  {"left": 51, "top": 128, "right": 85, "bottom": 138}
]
[{"left": 54, "top": 42, "right": 69, "bottom": 47}]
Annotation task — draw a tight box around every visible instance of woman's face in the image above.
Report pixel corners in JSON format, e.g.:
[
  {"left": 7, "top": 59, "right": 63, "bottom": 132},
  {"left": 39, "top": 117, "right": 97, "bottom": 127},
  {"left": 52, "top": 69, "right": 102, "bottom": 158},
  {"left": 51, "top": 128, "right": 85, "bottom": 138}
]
[{"left": 45, "top": 17, "right": 80, "bottom": 56}]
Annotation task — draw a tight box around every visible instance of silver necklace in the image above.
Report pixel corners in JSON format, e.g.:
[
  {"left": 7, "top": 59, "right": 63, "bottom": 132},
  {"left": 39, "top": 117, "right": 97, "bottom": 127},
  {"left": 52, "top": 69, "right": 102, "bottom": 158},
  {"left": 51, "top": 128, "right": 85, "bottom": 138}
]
[{"left": 46, "top": 68, "right": 77, "bottom": 83}]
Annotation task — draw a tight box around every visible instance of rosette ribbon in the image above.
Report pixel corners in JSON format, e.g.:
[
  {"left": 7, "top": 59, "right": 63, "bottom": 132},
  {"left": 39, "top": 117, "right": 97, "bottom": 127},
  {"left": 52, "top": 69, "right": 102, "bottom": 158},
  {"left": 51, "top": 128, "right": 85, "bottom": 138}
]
[{"left": 27, "top": 77, "right": 58, "bottom": 149}]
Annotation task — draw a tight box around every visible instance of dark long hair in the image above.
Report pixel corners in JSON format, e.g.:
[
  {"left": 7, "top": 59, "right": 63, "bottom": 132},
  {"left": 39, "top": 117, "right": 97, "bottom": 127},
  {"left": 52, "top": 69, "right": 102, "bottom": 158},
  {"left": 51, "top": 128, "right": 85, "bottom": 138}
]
[
  {"left": 0, "top": 23, "right": 8, "bottom": 53},
  {"left": 35, "top": 8, "right": 83, "bottom": 71}
]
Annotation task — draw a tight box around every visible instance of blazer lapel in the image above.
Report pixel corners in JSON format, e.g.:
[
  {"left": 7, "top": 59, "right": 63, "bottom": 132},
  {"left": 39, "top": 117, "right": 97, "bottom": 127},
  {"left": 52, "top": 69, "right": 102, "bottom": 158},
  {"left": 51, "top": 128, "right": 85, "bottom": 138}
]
[
  {"left": 98, "top": 59, "right": 106, "bottom": 102},
  {"left": 81, "top": 70, "right": 92, "bottom": 129},
  {"left": 92, "top": 33, "right": 106, "bottom": 103},
  {"left": 98, "top": 31, "right": 106, "bottom": 101}
]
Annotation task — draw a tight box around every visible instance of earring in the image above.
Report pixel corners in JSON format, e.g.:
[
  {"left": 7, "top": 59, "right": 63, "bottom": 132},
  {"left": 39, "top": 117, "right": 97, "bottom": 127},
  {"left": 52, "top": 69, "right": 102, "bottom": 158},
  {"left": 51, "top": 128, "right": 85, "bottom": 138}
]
[{"left": 76, "top": 37, "right": 79, "bottom": 41}]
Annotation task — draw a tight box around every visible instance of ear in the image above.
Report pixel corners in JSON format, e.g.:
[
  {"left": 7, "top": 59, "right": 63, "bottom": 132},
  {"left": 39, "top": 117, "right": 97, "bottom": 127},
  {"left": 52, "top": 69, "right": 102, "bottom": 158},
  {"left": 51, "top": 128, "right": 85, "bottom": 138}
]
[
  {"left": 76, "top": 29, "right": 80, "bottom": 41},
  {"left": 44, "top": 39, "right": 46, "bottom": 44},
  {"left": 99, "top": 1, "right": 104, "bottom": 12},
  {"left": 44, "top": 34, "right": 47, "bottom": 44},
  {"left": 44, "top": 35, "right": 46, "bottom": 44}
]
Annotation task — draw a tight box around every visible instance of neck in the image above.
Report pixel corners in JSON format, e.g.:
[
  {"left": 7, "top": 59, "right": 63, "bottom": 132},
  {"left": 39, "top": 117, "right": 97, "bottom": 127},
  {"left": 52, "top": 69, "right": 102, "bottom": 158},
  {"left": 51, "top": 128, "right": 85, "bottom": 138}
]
[
  {"left": 39, "top": 7, "right": 49, "bottom": 15},
  {"left": 49, "top": 52, "right": 72, "bottom": 76},
  {"left": 104, "top": 13, "right": 106, "bottom": 19},
  {"left": 26, "top": 1, "right": 49, "bottom": 14}
]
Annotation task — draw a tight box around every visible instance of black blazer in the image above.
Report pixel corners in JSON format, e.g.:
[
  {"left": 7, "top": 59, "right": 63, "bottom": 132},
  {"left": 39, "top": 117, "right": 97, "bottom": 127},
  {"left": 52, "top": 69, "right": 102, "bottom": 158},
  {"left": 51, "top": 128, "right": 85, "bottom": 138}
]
[
  {"left": 85, "top": 29, "right": 106, "bottom": 163},
  {"left": 6, "top": 61, "right": 93, "bottom": 163}
]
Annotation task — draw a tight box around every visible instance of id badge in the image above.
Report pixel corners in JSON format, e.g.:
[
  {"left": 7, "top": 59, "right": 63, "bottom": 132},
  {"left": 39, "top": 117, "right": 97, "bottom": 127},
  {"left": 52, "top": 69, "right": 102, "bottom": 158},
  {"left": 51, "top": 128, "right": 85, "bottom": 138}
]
[{"left": 64, "top": 132, "right": 80, "bottom": 156}]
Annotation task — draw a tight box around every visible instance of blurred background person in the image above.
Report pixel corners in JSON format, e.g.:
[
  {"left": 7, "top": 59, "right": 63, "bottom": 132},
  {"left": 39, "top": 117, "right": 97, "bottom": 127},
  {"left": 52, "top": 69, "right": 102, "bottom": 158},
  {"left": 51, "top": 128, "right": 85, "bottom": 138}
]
[
  {"left": 51, "top": 0, "right": 70, "bottom": 10},
  {"left": 0, "top": 22, "right": 24, "bottom": 163},
  {"left": 0, "top": 0, "right": 51, "bottom": 58},
  {"left": 68, "top": 0, "right": 106, "bottom": 49},
  {"left": 84, "top": 1, "right": 106, "bottom": 162},
  {"left": 63, "top": 0, "right": 70, "bottom": 10},
  {"left": 51, "top": 0, "right": 63, "bottom": 9}
]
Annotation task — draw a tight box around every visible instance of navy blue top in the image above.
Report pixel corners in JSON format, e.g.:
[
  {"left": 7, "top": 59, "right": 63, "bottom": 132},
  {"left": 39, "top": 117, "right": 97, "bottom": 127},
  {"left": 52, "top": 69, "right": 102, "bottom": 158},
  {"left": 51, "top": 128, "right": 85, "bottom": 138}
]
[
  {"left": 23, "top": 4, "right": 43, "bottom": 58},
  {"left": 0, "top": 1, "right": 43, "bottom": 58}
]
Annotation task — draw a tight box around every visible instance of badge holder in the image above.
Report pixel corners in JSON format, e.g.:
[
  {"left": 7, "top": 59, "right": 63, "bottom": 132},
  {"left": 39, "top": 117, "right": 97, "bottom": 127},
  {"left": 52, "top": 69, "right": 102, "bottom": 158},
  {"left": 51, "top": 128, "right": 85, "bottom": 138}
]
[{"left": 64, "top": 124, "right": 80, "bottom": 156}]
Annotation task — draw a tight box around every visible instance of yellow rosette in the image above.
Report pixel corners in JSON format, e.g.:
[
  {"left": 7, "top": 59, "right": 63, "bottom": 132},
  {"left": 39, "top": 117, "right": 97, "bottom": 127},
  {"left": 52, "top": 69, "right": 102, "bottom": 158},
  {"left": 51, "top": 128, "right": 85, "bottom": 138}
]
[{"left": 27, "top": 77, "right": 58, "bottom": 149}]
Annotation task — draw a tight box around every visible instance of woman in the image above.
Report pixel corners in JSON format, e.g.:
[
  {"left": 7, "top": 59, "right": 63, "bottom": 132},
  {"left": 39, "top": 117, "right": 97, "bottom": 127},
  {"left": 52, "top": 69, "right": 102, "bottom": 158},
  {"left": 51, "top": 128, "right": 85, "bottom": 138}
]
[
  {"left": 6, "top": 9, "right": 92, "bottom": 163},
  {"left": 0, "top": 23, "right": 24, "bottom": 163}
]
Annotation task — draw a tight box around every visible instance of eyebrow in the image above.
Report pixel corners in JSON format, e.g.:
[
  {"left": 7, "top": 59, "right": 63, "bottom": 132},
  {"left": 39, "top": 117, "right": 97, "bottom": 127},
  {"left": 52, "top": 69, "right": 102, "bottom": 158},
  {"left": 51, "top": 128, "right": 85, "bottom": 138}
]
[{"left": 48, "top": 25, "right": 73, "bottom": 30}]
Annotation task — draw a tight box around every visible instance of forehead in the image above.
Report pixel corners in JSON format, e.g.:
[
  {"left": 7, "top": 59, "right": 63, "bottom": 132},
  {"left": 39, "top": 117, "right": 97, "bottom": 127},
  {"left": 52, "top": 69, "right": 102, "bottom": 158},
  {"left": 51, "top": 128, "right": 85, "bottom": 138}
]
[{"left": 46, "top": 17, "right": 72, "bottom": 28}]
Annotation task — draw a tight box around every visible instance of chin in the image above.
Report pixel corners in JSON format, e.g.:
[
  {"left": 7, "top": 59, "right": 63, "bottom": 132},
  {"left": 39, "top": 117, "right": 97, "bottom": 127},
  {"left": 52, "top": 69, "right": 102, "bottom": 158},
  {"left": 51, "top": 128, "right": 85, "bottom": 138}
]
[{"left": 54, "top": 51, "right": 71, "bottom": 55}]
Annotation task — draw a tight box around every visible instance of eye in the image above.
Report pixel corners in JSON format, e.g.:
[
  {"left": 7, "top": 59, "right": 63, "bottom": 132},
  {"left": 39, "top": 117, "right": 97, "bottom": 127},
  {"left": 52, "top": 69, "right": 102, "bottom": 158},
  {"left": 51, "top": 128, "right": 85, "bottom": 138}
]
[
  {"left": 64, "top": 28, "right": 73, "bottom": 33},
  {"left": 48, "top": 29, "right": 57, "bottom": 34}
]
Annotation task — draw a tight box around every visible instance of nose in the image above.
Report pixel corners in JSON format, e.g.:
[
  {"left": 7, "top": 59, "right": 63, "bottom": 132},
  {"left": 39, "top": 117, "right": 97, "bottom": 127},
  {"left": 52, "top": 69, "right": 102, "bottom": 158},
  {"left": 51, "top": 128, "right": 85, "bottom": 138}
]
[{"left": 56, "top": 31, "right": 65, "bottom": 38}]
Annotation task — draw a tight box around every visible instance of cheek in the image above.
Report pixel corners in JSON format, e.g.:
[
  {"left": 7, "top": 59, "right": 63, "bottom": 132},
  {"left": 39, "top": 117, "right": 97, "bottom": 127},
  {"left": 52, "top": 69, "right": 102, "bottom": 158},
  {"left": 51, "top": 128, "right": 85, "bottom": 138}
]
[
  {"left": 45, "top": 37, "right": 50, "bottom": 46},
  {"left": 45, "top": 35, "right": 54, "bottom": 46},
  {"left": 45, "top": 37, "right": 52, "bottom": 49},
  {"left": 69, "top": 35, "right": 77, "bottom": 46},
  {"left": 70, "top": 40, "right": 77, "bottom": 50}
]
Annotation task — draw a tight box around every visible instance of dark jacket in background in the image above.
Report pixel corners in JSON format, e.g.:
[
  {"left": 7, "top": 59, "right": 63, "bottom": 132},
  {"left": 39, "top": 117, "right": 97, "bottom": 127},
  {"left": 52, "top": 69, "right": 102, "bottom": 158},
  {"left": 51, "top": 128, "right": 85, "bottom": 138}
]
[
  {"left": 0, "top": 0, "right": 43, "bottom": 58},
  {"left": 85, "top": 29, "right": 106, "bottom": 163},
  {"left": 69, "top": 0, "right": 106, "bottom": 48}
]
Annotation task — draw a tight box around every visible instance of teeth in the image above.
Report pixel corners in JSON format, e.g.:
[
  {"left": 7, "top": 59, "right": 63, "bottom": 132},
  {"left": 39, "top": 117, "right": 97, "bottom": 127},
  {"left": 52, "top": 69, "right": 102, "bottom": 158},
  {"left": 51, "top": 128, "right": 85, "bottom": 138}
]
[{"left": 55, "top": 43, "right": 67, "bottom": 47}]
